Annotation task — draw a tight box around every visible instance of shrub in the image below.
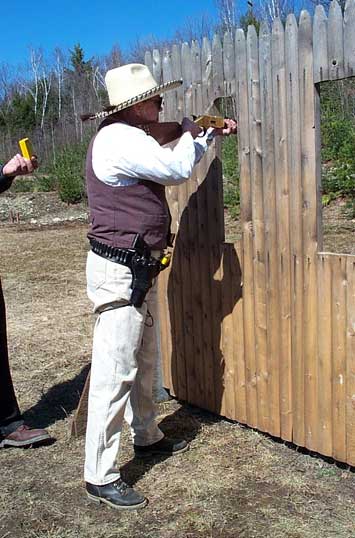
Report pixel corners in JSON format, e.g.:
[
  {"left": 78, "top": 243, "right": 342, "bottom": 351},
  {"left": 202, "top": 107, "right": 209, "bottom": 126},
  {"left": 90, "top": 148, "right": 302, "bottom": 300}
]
[
  {"left": 10, "top": 174, "right": 56, "bottom": 193},
  {"left": 222, "top": 135, "right": 240, "bottom": 220},
  {"left": 36, "top": 174, "right": 57, "bottom": 192},
  {"left": 322, "top": 163, "right": 355, "bottom": 198},
  {"left": 52, "top": 141, "right": 88, "bottom": 204}
]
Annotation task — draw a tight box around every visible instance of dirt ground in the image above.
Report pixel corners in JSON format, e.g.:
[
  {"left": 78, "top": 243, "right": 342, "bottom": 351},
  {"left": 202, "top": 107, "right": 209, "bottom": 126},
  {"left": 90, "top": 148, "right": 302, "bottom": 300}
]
[{"left": 0, "top": 193, "right": 354, "bottom": 538}]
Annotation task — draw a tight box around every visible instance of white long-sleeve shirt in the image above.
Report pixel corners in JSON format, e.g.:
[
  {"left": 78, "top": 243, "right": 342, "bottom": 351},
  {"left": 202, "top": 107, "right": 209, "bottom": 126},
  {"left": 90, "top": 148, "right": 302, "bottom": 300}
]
[{"left": 92, "top": 122, "right": 212, "bottom": 187}]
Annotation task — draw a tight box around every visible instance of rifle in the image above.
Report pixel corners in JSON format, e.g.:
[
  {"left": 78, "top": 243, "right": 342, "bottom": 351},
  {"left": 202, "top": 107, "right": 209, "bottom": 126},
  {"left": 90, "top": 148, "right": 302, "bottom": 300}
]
[{"left": 137, "top": 115, "right": 227, "bottom": 146}]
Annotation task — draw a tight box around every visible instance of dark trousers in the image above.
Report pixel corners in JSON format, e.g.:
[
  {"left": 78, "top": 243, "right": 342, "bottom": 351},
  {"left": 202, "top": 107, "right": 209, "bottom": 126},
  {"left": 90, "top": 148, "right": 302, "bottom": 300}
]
[{"left": 0, "top": 278, "right": 23, "bottom": 434}]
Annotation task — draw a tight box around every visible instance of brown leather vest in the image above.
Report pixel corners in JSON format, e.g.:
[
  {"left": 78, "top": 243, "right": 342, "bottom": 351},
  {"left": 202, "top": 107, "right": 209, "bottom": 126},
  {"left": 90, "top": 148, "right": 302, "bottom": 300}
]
[{"left": 86, "top": 134, "right": 171, "bottom": 250}]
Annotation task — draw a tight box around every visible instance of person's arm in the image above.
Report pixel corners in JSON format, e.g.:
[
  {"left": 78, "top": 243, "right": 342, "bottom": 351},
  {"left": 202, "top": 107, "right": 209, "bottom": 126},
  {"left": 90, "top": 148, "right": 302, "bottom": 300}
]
[
  {"left": 0, "top": 164, "right": 15, "bottom": 194},
  {"left": 0, "top": 154, "right": 38, "bottom": 194},
  {"left": 127, "top": 117, "right": 237, "bottom": 185},
  {"left": 93, "top": 120, "right": 235, "bottom": 187}
]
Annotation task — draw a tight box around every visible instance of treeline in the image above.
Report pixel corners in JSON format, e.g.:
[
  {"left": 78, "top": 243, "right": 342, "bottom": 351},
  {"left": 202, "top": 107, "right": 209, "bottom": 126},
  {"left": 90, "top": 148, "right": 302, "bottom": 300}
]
[
  {"left": 1, "top": 0, "right": 354, "bottom": 214},
  {"left": 0, "top": 0, "right": 277, "bottom": 170},
  {"left": 0, "top": 44, "right": 120, "bottom": 165}
]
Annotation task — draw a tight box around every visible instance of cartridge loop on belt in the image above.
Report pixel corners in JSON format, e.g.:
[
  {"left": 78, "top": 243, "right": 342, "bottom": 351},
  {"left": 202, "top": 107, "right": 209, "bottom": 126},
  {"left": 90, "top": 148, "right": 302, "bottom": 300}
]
[{"left": 89, "top": 238, "right": 135, "bottom": 266}]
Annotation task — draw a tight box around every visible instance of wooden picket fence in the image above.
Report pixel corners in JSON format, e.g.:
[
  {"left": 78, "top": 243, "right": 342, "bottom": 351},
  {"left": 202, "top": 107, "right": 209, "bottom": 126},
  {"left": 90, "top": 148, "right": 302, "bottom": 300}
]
[{"left": 145, "top": 0, "right": 355, "bottom": 465}]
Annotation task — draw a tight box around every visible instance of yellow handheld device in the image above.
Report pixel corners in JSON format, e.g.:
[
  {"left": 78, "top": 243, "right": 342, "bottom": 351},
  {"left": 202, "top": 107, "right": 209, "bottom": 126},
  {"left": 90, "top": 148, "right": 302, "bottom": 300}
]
[{"left": 18, "top": 138, "right": 34, "bottom": 159}]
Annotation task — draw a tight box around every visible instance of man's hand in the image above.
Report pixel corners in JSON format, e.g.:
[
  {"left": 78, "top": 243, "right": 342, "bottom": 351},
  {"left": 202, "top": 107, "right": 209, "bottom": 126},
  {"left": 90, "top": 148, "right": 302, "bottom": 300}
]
[
  {"left": 213, "top": 118, "right": 238, "bottom": 137},
  {"left": 181, "top": 117, "right": 203, "bottom": 139},
  {"left": 2, "top": 154, "right": 38, "bottom": 177}
]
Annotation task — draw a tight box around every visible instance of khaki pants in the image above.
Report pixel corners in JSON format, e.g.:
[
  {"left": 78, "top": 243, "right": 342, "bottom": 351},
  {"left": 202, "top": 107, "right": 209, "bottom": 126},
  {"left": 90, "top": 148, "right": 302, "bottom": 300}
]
[{"left": 84, "top": 251, "right": 164, "bottom": 485}]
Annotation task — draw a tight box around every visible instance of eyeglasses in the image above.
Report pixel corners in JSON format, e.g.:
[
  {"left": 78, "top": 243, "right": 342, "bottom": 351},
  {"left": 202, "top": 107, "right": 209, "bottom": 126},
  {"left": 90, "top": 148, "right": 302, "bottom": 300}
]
[{"left": 150, "top": 96, "right": 163, "bottom": 107}]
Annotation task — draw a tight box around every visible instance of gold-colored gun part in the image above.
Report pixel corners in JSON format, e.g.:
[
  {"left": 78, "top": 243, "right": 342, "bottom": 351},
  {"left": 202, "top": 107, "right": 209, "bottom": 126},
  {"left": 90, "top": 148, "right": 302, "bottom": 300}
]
[
  {"left": 194, "top": 115, "right": 225, "bottom": 129},
  {"left": 18, "top": 138, "right": 34, "bottom": 159}
]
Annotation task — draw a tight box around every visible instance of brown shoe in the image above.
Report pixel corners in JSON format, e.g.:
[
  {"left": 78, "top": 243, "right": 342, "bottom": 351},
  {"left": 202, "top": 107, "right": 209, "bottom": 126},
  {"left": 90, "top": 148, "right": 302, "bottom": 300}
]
[{"left": 0, "top": 424, "right": 52, "bottom": 448}]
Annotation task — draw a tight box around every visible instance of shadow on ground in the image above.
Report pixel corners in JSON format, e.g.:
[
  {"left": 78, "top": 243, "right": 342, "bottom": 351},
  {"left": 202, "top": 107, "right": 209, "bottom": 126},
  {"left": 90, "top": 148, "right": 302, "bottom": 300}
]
[
  {"left": 23, "top": 362, "right": 91, "bottom": 428},
  {"left": 120, "top": 402, "right": 221, "bottom": 486}
]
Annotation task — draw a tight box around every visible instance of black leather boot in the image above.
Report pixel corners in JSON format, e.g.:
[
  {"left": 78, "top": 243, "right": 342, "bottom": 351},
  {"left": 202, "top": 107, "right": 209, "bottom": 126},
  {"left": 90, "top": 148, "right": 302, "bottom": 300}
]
[
  {"left": 134, "top": 437, "right": 188, "bottom": 458},
  {"left": 86, "top": 479, "right": 147, "bottom": 510}
]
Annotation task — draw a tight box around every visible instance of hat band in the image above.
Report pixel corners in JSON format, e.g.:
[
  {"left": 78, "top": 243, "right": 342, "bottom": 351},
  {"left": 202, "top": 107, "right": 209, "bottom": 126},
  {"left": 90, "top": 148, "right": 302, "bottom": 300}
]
[{"left": 82, "top": 79, "right": 182, "bottom": 121}]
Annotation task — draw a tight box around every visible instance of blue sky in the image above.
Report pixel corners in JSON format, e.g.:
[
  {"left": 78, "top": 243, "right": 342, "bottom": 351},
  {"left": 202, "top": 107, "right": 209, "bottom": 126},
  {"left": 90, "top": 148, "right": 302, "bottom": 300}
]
[{"left": 1, "top": 1, "right": 227, "bottom": 68}]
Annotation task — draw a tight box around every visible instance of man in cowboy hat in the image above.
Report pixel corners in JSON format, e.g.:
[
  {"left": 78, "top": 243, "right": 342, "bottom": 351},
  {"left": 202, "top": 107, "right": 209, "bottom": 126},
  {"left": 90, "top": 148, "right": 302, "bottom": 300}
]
[{"left": 83, "top": 63, "right": 237, "bottom": 510}]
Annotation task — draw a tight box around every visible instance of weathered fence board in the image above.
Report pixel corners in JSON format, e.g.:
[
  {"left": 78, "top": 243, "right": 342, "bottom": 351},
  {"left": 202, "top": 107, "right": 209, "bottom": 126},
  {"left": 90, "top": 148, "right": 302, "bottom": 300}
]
[
  {"left": 259, "top": 21, "right": 280, "bottom": 439},
  {"left": 313, "top": 5, "right": 329, "bottom": 83},
  {"left": 272, "top": 17, "right": 290, "bottom": 440},
  {"left": 317, "top": 255, "right": 333, "bottom": 456},
  {"left": 332, "top": 255, "right": 348, "bottom": 461},
  {"left": 285, "top": 14, "right": 302, "bottom": 443},
  {"left": 346, "top": 257, "right": 355, "bottom": 466},
  {"left": 328, "top": 0, "right": 345, "bottom": 80},
  {"left": 248, "top": 25, "right": 269, "bottom": 434},
  {"left": 299, "top": 10, "right": 319, "bottom": 452},
  {"left": 236, "top": 28, "right": 258, "bottom": 429}
]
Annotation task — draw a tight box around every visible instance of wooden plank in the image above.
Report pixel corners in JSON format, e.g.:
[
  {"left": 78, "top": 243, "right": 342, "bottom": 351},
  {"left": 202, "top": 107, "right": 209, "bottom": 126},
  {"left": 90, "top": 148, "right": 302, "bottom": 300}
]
[
  {"left": 204, "top": 138, "right": 226, "bottom": 413},
  {"left": 317, "top": 254, "right": 333, "bottom": 456},
  {"left": 247, "top": 24, "right": 268, "bottom": 434},
  {"left": 70, "top": 369, "right": 91, "bottom": 437},
  {"left": 181, "top": 42, "right": 192, "bottom": 90},
  {"left": 194, "top": 152, "right": 217, "bottom": 410},
  {"left": 160, "top": 49, "right": 183, "bottom": 397},
  {"left": 299, "top": 9, "right": 319, "bottom": 452},
  {"left": 313, "top": 5, "right": 329, "bottom": 83},
  {"left": 220, "top": 244, "right": 236, "bottom": 418},
  {"left": 191, "top": 40, "right": 202, "bottom": 84},
  {"left": 199, "top": 132, "right": 224, "bottom": 413},
  {"left": 167, "top": 241, "right": 188, "bottom": 400},
  {"left": 157, "top": 268, "right": 173, "bottom": 394},
  {"left": 202, "top": 37, "right": 213, "bottom": 111},
  {"left": 331, "top": 255, "right": 347, "bottom": 462},
  {"left": 223, "top": 31, "right": 236, "bottom": 97},
  {"left": 285, "top": 13, "right": 302, "bottom": 442},
  {"left": 177, "top": 192, "right": 198, "bottom": 406},
  {"left": 152, "top": 49, "right": 162, "bottom": 84},
  {"left": 259, "top": 20, "right": 281, "bottom": 438},
  {"left": 344, "top": 0, "right": 355, "bottom": 77},
  {"left": 181, "top": 42, "right": 193, "bottom": 118},
  {"left": 212, "top": 33, "right": 224, "bottom": 101},
  {"left": 346, "top": 256, "right": 355, "bottom": 465},
  {"left": 185, "top": 169, "right": 206, "bottom": 407},
  {"left": 231, "top": 240, "right": 246, "bottom": 423},
  {"left": 183, "top": 46, "right": 208, "bottom": 408},
  {"left": 162, "top": 49, "right": 175, "bottom": 120},
  {"left": 144, "top": 51, "right": 153, "bottom": 76},
  {"left": 171, "top": 44, "right": 184, "bottom": 121},
  {"left": 236, "top": 27, "right": 257, "bottom": 427},
  {"left": 191, "top": 40, "right": 203, "bottom": 116},
  {"left": 178, "top": 61, "right": 203, "bottom": 408},
  {"left": 328, "top": 0, "right": 345, "bottom": 80},
  {"left": 271, "top": 17, "right": 290, "bottom": 440}
]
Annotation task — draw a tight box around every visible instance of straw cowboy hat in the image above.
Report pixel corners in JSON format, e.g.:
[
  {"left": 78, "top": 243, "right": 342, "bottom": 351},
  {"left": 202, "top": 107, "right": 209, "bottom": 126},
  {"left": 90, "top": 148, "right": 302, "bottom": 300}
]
[{"left": 81, "top": 63, "right": 182, "bottom": 121}]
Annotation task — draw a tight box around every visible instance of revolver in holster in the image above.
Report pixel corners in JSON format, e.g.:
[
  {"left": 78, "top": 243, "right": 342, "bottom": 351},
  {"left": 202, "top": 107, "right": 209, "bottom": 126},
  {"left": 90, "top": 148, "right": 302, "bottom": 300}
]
[{"left": 129, "top": 235, "right": 170, "bottom": 307}]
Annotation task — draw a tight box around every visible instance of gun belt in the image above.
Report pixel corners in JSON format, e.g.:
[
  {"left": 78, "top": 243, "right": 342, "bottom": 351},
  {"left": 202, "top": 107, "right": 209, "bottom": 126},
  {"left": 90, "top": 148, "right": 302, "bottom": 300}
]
[{"left": 89, "top": 238, "right": 135, "bottom": 267}]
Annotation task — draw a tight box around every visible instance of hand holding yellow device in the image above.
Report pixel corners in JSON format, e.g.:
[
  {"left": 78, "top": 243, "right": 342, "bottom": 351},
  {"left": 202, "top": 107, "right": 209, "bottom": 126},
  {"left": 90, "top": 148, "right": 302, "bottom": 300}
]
[{"left": 18, "top": 137, "right": 35, "bottom": 160}]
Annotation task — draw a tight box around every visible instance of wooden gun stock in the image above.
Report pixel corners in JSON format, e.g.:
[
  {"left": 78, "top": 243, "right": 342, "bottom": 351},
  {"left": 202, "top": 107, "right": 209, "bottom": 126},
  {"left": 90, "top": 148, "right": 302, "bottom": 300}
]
[
  {"left": 138, "top": 122, "right": 182, "bottom": 145},
  {"left": 139, "top": 115, "right": 228, "bottom": 146}
]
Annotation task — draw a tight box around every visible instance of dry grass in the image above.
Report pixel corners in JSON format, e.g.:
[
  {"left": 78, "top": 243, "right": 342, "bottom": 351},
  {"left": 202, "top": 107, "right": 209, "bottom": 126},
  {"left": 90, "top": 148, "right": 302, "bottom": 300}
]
[{"left": 0, "top": 222, "right": 354, "bottom": 538}]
